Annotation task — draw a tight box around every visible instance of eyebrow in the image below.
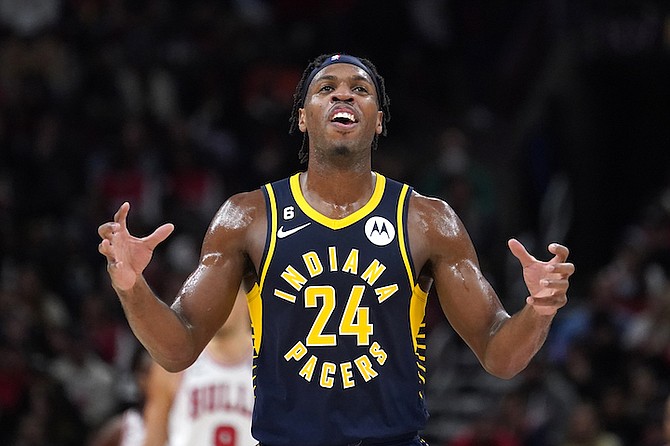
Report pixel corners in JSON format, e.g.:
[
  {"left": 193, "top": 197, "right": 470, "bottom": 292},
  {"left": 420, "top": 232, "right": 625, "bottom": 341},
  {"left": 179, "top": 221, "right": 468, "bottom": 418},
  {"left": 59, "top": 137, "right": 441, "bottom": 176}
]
[{"left": 314, "top": 73, "right": 374, "bottom": 85}]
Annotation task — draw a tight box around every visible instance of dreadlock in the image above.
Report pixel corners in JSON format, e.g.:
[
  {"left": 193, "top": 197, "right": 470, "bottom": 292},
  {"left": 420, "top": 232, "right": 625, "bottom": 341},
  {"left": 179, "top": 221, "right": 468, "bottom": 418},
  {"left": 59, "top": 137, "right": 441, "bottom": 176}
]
[{"left": 288, "top": 53, "right": 391, "bottom": 164}]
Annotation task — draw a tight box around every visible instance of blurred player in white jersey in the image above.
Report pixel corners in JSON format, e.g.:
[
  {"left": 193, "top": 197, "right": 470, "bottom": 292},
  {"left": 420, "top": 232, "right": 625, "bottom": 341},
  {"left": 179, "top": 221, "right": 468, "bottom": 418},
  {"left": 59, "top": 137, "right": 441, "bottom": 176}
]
[{"left": 142, "top": 288, "right": 255, "bottom": 446}]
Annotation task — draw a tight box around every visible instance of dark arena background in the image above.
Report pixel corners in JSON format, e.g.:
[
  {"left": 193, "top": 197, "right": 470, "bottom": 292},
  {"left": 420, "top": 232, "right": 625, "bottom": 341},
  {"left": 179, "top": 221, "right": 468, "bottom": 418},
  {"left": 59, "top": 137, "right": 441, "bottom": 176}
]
[{"left": 1, "top": 1, "right": 669, "bottom": 445}]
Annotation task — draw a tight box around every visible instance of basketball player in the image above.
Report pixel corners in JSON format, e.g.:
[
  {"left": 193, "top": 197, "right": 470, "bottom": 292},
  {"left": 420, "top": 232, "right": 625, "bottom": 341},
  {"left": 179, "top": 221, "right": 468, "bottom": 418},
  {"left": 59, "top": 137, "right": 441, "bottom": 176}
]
[
  {"left": 98, "top": 53, "right": 575, "bottom": 446},
  {"left": 142, "top": 288, "right": 254, "bottom": 446}
]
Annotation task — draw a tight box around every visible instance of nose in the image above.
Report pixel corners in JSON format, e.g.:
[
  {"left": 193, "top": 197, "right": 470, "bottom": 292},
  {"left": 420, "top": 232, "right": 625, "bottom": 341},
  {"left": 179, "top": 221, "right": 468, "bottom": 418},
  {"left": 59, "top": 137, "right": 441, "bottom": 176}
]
[{"left": 331, "top": 85, "right": 354, "bottom": 102}]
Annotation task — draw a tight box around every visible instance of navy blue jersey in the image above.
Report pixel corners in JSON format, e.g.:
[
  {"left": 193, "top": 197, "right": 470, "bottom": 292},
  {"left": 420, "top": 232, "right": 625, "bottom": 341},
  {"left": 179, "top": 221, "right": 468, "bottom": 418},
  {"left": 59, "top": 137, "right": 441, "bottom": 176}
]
[{"left": 247, "top": 172, "right": 429, "bottom": 446}]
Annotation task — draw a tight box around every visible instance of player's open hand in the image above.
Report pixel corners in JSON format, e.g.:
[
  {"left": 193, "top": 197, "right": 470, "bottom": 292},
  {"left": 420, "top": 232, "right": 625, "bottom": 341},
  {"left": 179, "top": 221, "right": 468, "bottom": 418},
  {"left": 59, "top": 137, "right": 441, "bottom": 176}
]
[
  {"left": 508, "top": 238, "right": 574, "bottom": 316},
  {"left": 98, "top": 202, "right": 174, "bottom": 291}
]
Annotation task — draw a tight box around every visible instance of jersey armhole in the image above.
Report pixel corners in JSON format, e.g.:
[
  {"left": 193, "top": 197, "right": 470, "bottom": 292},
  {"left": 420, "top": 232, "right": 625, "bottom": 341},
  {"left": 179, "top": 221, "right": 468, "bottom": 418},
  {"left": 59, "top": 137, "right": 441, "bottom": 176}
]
[
  {"left": 397, "top": 184, "right": 416, "bottom": 289},
  {"left": 258, "top": 183, "right": 278, "bottom": 291}
]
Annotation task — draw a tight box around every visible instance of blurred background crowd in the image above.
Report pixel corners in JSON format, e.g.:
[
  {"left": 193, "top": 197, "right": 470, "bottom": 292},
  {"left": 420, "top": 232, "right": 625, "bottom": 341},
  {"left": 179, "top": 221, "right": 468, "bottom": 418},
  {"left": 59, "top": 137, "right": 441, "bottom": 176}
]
[{"left": 1, "top": 0, "right": 669, "bottom": 445}]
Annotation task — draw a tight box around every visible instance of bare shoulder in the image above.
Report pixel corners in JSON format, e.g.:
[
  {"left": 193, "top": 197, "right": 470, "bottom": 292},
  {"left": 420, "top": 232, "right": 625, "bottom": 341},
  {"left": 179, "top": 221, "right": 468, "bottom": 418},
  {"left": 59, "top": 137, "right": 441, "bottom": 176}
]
[
  {"left": 209, "top": 189, "right": 266, "bottom": 233},
  {"left": 407, "top": 190, "right": 463, "bottom": 238},
  {"left": 406, "top": 190, "right": 475, "bottom": 269},
  {"left": 202, "top": 188, "right": 267, "bottom": 273}
]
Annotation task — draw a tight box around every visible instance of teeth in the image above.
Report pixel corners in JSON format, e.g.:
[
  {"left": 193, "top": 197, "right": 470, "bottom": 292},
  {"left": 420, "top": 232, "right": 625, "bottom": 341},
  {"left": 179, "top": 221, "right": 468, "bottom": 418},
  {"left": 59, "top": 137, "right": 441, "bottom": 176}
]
[{"left": 333, "top": 112, "right": 355, "bottom": 122}]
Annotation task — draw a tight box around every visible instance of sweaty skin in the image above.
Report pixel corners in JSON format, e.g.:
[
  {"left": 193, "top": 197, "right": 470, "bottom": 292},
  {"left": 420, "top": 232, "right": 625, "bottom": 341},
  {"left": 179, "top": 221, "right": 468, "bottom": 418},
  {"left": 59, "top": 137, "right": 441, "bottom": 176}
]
[{"left": 98, "top": 62, "right": 574, "bottom": 380}]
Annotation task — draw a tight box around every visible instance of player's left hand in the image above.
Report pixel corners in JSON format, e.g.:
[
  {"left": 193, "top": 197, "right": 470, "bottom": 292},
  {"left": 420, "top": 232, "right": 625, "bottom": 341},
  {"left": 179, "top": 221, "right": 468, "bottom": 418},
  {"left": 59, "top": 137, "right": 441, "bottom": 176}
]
[{"left": 508, "top": 238, "right": 575, "bottom": 316}]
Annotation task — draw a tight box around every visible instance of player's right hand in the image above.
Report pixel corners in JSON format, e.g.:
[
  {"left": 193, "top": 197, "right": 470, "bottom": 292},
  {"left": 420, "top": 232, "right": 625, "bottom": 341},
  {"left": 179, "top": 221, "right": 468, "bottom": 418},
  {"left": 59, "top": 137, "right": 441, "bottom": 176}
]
[{"left": 98, "top": 202, "right": 174, "bottom": 291}]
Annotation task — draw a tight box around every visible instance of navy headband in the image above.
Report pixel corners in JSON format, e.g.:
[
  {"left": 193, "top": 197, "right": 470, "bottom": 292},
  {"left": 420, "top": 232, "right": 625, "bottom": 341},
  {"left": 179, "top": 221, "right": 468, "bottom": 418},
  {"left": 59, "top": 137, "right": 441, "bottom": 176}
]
[{"left": 300, "top": 54, "right": 381, "bottom": 108}]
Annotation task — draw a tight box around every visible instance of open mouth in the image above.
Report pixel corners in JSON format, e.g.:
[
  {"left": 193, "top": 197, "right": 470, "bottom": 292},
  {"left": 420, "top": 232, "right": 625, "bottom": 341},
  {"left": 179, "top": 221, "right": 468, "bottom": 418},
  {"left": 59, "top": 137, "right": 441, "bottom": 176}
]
[{"left": 330, "top": 111, "right": 357, "bottom": 125}]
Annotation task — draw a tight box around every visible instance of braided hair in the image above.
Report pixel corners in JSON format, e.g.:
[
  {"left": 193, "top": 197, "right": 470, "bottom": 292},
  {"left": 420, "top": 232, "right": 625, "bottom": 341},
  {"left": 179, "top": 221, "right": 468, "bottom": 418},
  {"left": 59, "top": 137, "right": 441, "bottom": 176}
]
[{"left": 288, "top": 53, "right": 391, "bottom": 164}]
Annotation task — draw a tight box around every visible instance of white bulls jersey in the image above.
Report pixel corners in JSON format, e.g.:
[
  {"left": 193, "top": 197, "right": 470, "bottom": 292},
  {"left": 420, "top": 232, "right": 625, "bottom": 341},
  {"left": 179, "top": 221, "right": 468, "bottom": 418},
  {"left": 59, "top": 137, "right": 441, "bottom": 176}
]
[
  {"left": 167, "top": 350, "right": 255, "bottom": 446},
  {"left": 119, "top": 408, "right": 145, "bottom": 446}
]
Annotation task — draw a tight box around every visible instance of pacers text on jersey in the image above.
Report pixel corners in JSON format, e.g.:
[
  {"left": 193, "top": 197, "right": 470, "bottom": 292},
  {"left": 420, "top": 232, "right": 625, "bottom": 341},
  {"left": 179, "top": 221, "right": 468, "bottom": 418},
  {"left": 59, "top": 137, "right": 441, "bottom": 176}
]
[{"left": 273, "top": 245, "right": 398, "bottom": 389}]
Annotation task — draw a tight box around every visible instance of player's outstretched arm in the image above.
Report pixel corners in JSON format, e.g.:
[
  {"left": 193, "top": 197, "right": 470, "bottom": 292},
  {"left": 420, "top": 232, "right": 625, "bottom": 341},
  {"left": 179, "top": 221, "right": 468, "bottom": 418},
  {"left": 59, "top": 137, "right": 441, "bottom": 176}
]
[
  {"left": 98, "top": 202, "right": 194, "bottom": 370},
  {"left": 98, "top": 193, "right": 262, "bottom": 372},
  {"left": 410, "top": 193, "right": 574, "bottom": 379}
]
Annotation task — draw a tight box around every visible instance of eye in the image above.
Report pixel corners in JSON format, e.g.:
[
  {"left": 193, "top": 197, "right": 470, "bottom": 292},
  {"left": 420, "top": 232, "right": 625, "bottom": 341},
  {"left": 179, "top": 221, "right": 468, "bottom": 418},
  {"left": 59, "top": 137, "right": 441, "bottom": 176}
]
[
  {"left": 318, "top": 85, "right": 334, "bottom": 93},
  {"left": 353, "top": 86, "right": 369, "bottom": 93}
]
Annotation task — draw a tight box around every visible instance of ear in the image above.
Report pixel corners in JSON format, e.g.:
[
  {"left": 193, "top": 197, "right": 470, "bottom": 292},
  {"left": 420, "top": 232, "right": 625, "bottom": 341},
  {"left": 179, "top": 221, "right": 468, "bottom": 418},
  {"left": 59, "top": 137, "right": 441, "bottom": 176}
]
[
  {"left": 375, "top": 111, "right": 383, "bottom": 135},
  {"left": 298, "top": 108, "right": 307, "bottom": 133}
]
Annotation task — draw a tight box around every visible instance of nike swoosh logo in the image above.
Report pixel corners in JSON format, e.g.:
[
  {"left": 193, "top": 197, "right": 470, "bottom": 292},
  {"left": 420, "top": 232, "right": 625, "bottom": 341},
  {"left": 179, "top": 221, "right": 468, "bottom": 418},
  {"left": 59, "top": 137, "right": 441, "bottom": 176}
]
[{"left": 277, "top": 222, "right": 311, "bottom": 239}]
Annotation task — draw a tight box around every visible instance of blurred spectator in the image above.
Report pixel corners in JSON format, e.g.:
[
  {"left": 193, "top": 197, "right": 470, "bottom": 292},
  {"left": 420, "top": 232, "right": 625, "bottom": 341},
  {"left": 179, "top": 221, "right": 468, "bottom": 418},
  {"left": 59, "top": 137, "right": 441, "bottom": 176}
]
[
  {"left": 0, "top": 0, "right": 60, "bottom": 37},
  {"left": 0, "top": 343, "right": 31, "bottom": 444},
  {"left": 78, "top": 292, "right": 128, "bottom": 365},
  {"left": 2, "top": 263, "right": 70, "bottom": 356},
  {"left": 624, "top": 282, "right": 670, "bottom": 366},
  {"left": 87, "top": 347, "right": 153, "bottom": 446},
  {"left": 447, "top": 409, "right": 521, "bottom": 446},
  {"left": 560, "top": 401, "right": 623, "bottom": 446},
  {"left": 626, "top": 362, "right": 667, "bottom": 434},
  {"left": 162, "top": 140, "right": 225, "bottom": 237},
  {"left": 12, "top": 371, "right": 86, "bottom": 446},
  {"left": 47, "top": 325, "right": 117, "bottom": 430},
  {"left": 557, "top": 309, "right": 627, "bottom": 402},
  {"left": 419, "top": 126, "right": 497, "bottom": 247},
  {"left": 89, "top": 118, "right": 163, "bottom": 226},
  {"left": 598, "top": 383, "right": 642, "bottom": 446},
  {"left": 499, "top": 356, "right": 578, "bottom": 446}
]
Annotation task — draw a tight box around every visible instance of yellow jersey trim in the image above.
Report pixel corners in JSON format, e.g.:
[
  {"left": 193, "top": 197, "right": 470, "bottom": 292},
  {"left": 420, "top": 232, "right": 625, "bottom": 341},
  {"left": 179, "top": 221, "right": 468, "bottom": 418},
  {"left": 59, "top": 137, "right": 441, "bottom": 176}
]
[
  {"left": 409, "top": 284, "right": 428, "bottom": 353},
  {"left": 259, "top": 183, "right": 278, "bottom": 290},
  {"left": 251, "top": 182, "right": 278, "bottom": 356},
  {"left": 289, "top": 172, "right": 387, "bottom": 230},
  {"left": 409, "top": 284, "right": 428, "bottom": 385},
  {"left": 396, "top": 184, "right": 414, "bottom": 290},
  {"left": 247, "top": 283, "right": 263, "bottom": 355}
]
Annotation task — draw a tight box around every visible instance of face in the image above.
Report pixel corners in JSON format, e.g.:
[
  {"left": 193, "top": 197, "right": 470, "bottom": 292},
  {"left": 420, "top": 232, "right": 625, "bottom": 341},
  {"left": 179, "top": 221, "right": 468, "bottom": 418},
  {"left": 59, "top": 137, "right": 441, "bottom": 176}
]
[{"left": 298, "top": 63, "right": 383, "bottom": 159}]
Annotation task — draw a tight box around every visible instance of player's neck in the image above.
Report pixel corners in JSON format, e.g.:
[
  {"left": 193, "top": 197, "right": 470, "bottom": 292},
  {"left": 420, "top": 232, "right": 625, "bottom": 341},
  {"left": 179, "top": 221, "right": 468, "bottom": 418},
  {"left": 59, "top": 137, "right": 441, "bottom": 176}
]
[{"left": 300, "top": 166, "right": 376, "bottom": 220}]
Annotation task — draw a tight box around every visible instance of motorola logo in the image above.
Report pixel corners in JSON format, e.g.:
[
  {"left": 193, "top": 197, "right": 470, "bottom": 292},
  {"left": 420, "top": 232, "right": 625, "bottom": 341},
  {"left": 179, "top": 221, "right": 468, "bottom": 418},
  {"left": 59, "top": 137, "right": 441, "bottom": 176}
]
[{"left": 365, "top": 216, "right": 395, "bottom": 246}]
